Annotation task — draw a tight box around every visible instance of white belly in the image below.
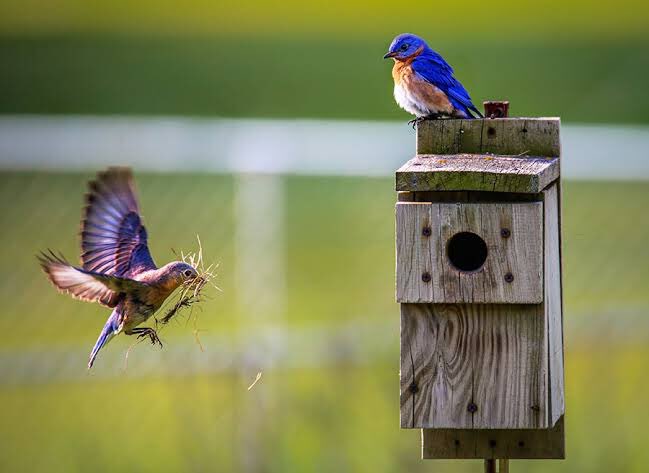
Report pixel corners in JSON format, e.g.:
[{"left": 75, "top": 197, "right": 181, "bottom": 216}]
[{"left": 394, "top": 84, "right": 427, "bottom": 117}]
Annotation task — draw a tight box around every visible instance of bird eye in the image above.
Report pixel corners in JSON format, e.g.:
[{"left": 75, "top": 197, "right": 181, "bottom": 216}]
[
  {"left": 183, "top": 269, "right": 193, "bottom": 277},
  {"left": 400, "top": 43, "right": 409, "bottom": 51}
]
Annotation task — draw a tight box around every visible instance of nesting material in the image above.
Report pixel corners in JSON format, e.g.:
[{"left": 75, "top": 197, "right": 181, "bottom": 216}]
[{"left": 159, "top": 237, "right": 218, "bottom": 326}]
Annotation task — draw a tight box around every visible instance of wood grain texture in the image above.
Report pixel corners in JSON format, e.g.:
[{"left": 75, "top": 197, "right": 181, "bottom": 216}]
[
  {"left": 396, "top": 154, "right": 559, "bottom": 193},
  {"left": 421, "top": 416, "right": 565, "bottom": 459},
  {"left": 544, "top": 184, "right": 565, "bottom": 426},
  {"left": 416, "top": 118, "right": 561, "bottom": 157},
  {"left": 400, "top": 304, "right": 548, "bottom": 429},
  {"left": 396, "top": 203, "right": 433, "bottom": 302},
  {"left": 396, "top": 202, "right": 543, "bottom": 304}
]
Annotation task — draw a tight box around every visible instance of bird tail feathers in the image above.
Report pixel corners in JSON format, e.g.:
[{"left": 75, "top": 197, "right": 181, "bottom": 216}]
[
  {"left": 88, "top": 310, "right": 121, "bottom": 369},
  {"left": 468, "top": 105, "right": 484, "bottom": 118}
]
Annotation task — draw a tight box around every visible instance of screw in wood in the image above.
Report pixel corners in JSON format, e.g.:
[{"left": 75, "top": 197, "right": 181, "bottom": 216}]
[
  {"left": 489, "top": 440, "right": 497, "bottom": 448},
  {"left": 504, "top": 272, "right": 514, "bottom": 283},
  {"left": 500, "top": 228, "right": 511, "bottom": 238},
  {"left": 421, "top": 272, "right": 432, "bottom": 283},
  {"left": 408, "top": 382, "right": 419, "bottom": 394},
  {"left": 422, "top": 226, "right": 432, "bottom": 237},
  {"left": 467, "top": 402, "right": 478, "bottom": 414},
  {"left": 518, "top": 441, "right": 525, "bottom": 447},
  {"left": 487, "top": 127, "right": 496, "bottom": 136}
]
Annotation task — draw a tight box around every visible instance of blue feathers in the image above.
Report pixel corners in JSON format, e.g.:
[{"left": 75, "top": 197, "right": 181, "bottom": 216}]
[
  {"left": 385, "top": 33, "right": 482, "bottom": 119},
  {"left": 88, "top": 309, "right": 121, "bottom": 369},
  {"left": 411, "top": 50, "right": 482, "bottom": 119}
]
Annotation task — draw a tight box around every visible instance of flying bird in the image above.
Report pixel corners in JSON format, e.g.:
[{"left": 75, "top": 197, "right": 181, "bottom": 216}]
[
  {"left": 38, "top": 168, "right": 198, "bottom": 369},
  {"left": 384, "top": 33, "right": 482, "bottom": 123}
]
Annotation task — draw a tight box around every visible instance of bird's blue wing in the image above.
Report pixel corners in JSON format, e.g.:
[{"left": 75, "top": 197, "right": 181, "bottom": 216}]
[
  {"left": 81, "top": 168, "right": 156, "bottom": 278},
  {"left": 412, "top": 53, "right": 482, "bottom": 118}
]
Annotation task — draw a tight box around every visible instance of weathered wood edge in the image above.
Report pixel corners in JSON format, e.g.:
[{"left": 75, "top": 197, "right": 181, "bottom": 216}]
[
  {"left": 544, "top": 184, "right": 565, "bottom": 426},
  {"left": 396, "top": 154, "right": 559, "bottom": 193},
  {"left": 416, "top": 118, "right": 561, "bottom": 157},
  {"left": 421, "top": 416, "right": 565, "bottom": 459}
]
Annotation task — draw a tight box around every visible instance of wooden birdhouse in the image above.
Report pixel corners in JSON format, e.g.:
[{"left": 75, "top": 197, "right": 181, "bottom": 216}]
[{"left": 395, "top": 115, "right": 565, "bottom": 464}]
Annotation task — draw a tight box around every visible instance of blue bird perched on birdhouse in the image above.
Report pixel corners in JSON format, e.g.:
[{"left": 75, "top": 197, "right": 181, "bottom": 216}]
[{"left": 384, "top": 33, "right": 482, "bottom": 124}]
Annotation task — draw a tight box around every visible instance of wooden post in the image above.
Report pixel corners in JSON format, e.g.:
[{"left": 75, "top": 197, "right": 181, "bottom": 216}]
[{"left": 395, "top": 111, "right": 565, "bottom": 468}]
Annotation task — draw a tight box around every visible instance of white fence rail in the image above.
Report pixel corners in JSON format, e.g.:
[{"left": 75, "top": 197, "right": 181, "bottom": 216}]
[{"left": 1, "top": 116, "right": 648, "bottom": 179}]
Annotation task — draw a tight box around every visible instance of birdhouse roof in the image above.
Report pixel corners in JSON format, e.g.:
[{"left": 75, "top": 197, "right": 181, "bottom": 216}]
[{"left": 396, "top": 153, "right": 559, "bottom": 194}]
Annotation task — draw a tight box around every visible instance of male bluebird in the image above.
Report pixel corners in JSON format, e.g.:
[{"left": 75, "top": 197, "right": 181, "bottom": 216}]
[
  {"left": 39, "top": 168, "right": 199, "bottom": 369},
  {"left": 384, "top": 33, "right": 482, "bottom": 122}
]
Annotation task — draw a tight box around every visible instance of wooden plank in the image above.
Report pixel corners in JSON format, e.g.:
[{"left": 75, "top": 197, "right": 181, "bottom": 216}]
[
  {"left": 400, "top": 304, "right": 548, "bottom": 429},
  {"left": 544, "top": 184, "right": 565, "bottom": 426},
  {"left": 396, "top": 203, "right": 434, "bottom": 302},
  {"left": 395, "top": 154, "right": 559, "bottom": 193},
  {"left": 396, "top": 202, "right": 544, "bottom": 304},
  {"left": 416, "top": 118, "right": 561, "bottom": 157},
  {"left": 421, "top": 416, "right": 565, "bottom": 459},
  {"left": 400, "top": 303, "right": 473, "bottom": 429}
]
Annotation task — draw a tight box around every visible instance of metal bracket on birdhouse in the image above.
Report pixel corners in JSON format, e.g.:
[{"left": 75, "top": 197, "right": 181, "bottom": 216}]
[{"left": 484, "top": 100, "right": 510, "bottom": 118}]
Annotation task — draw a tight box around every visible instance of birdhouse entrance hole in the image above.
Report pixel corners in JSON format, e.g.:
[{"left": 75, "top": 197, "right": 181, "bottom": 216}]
[{"left": 446, "top": 231, "right": 488, "bottom": 272}]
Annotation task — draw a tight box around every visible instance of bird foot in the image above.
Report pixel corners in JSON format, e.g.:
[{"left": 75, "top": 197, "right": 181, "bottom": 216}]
[
  {"left": 408, "top": 114, "right": 446, "bottom": 129},
  {"left": 408, "top": 116, "right": 427, "bottom": 129},
  {"left": 133, "top": 327, "right": 163, "bottom": 348}
]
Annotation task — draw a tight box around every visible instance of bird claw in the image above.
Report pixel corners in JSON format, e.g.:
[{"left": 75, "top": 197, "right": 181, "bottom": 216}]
[
  {"left": 408, "top": 117, "right": 426, "bottom": 129},
  {"left": 408, "top": 114, "right": 445, "bottom": 129},
  {"left": 136, "top": 328, "right": 163, "bottom": 348}
]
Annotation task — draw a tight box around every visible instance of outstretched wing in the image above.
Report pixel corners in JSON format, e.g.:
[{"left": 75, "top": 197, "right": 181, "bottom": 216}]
[
  {"left": 39, "top": 251, "right": 150, "bottom": 307},
  {"left": 412, "top": 53, "right": 483, "bottom": 118},
  {"left": 82, "top": 167, "right": 156, "bottom": 278}
]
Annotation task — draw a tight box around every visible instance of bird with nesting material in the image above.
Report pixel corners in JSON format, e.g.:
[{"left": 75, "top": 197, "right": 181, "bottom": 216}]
[{"left": 39, "top": 168, "right": 202, "bottom": 369}]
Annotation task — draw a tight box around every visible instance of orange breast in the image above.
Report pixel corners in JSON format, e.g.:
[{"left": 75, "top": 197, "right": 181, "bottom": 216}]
[
  {"left": 411, "top": 77, "right": 454, "bottom": 113},
  {"left": 392, "top": 60, "right": 411, "bottom": 86},
  {"left": 392, "top": 61, "right": 453, "bottom": 114}
]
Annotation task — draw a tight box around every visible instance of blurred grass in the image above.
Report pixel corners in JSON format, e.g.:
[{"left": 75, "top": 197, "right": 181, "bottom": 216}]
[
  {"left": 1, "top": 36, "right": 649, "bottom": 124},
  {"left": 1, "top": 0, "right": 648, "bottom": 38},
  {"left": 1, "top": 172, "right": 649, "bottom": 472}
]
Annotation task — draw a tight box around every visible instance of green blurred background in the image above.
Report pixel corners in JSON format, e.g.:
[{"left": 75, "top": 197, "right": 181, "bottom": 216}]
[{"left": 1, "top": 1, "right": 649, "bottom": 472}]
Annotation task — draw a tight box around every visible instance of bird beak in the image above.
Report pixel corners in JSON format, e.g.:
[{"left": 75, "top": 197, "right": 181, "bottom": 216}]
[{"left": 383, "top": 51, "right": 397, "bottom": 59}]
